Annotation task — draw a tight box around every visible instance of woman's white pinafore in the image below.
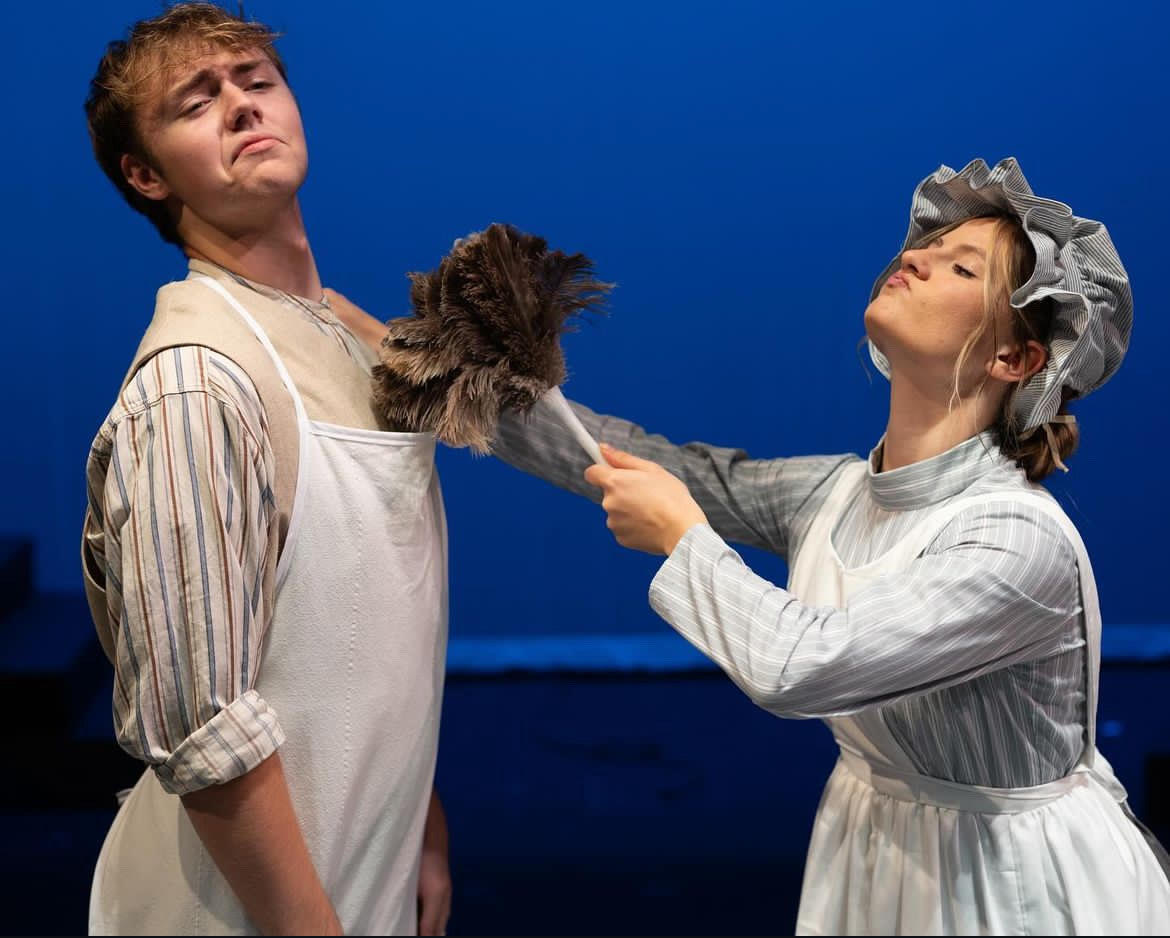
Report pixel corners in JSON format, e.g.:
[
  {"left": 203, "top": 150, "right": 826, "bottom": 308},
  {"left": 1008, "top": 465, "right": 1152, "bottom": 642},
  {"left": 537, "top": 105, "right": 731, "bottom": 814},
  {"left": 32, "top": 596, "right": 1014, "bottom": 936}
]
[{"left": 791, "top": 461, "right": 1170, "bottom": 935}]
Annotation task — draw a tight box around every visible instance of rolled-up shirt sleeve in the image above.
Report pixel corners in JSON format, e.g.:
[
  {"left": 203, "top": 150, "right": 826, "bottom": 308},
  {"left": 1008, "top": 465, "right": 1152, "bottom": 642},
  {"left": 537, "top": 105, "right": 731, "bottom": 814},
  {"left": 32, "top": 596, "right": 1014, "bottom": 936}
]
[
  {"left": 649, "top": 500, "right": 1082, "bottom": 719},
  {"left": 93, "top": 348, "right": 283, "bottom": 794}
]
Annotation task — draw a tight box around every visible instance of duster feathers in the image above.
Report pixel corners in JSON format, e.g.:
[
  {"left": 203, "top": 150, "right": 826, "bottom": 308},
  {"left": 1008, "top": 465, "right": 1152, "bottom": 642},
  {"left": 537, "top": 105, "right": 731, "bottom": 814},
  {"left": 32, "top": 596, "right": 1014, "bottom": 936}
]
[{"left": 372, "top": 223, "right": 613, "bottom": 454}]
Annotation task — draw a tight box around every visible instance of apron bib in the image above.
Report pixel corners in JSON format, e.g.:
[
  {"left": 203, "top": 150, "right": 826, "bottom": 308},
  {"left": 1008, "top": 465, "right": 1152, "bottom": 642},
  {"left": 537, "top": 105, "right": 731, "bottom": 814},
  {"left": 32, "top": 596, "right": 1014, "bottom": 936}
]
[
  {"left": 89, "top": 277, "right": 448, "bottom": 935},
  {"left": 790, "top": 461, "right": 1170, "bottom": 935}
]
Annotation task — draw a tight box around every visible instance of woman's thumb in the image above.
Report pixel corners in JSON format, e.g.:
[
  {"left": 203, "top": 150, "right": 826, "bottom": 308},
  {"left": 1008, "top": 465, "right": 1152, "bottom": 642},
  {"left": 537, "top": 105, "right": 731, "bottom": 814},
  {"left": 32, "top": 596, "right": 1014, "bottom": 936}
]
[{"left": 600, "top": 442, "right": 648, "bottom": 469}]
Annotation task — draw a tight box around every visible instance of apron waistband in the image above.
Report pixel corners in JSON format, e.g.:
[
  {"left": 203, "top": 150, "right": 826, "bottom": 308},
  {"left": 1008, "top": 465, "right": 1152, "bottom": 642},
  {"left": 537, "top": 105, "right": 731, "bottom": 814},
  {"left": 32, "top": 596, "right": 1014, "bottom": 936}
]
[{"left": 838, "top": 746, "right": 1089, "bottom": 815}]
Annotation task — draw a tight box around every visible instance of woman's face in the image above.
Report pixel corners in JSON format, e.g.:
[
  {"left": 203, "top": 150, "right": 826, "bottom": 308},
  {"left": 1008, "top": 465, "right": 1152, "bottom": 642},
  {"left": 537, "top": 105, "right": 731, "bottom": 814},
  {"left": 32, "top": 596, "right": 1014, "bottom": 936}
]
[{"left": 865, "top": 217, "right": 1002, "bottom": 392}]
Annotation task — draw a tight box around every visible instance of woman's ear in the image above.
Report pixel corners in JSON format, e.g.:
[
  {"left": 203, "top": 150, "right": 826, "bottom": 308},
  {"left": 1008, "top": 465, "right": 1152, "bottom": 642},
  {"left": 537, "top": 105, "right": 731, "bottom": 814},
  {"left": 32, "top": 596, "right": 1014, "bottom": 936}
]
[
  {"left": 990, "top": 339, "right": 1048, "bottom": 384},
  {"left": 121, "top": 153, "right": 171, "bottom": 202}
]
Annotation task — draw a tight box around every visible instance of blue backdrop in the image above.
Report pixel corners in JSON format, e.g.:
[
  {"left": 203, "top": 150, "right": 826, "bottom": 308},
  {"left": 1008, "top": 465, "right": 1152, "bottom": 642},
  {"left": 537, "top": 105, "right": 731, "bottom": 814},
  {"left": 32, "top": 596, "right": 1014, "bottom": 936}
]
[{"left": 3, "top": 0, "right": 1167, "bottom": 644}]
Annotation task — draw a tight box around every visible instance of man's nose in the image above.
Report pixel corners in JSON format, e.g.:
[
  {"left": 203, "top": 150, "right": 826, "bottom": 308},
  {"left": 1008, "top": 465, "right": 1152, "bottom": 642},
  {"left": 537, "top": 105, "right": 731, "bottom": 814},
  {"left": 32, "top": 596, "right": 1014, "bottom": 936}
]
[{"left": 223, "top": 84, "right": 260, "bottom": 130}]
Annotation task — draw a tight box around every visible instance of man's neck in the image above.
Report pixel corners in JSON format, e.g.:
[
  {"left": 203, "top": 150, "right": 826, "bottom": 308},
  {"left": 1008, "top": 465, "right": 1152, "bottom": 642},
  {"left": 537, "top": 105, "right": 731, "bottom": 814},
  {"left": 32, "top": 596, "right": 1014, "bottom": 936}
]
[{"left": 180, "top": 199, "right": 322, "bottom": 301}]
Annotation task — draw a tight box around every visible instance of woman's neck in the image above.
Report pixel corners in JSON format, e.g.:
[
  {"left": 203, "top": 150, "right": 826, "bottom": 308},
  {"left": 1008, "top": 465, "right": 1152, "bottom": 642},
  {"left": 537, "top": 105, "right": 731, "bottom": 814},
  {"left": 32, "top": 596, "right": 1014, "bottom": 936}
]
[
  {"left": 180, "top": 199, "right": 322, "bottom": 301},
  {"left": 881, "top": 372, "right": 999, "bottom": 472}
]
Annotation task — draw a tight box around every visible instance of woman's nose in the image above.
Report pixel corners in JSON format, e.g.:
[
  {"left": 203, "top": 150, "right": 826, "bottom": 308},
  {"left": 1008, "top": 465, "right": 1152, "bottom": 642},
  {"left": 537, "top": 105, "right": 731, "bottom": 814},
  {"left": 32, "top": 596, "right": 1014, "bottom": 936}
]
[{"left": 900, "top": 248, "right": 929, "bottom": 279}]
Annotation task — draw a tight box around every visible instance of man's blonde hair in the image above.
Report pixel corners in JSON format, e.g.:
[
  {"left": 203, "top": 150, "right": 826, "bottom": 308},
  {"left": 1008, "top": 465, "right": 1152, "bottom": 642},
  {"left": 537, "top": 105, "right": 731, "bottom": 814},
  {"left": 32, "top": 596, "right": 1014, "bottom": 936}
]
[{"left": 85, "top": 2, "right": 287, "bottom": 245}]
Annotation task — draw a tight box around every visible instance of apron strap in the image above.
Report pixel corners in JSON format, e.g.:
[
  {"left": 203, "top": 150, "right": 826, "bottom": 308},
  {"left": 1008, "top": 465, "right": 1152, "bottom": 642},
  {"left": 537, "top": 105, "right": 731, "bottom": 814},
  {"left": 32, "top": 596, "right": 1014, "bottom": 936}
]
[
  {"left": 786, "top": 459, "right": 867, "bottom": 590},
  {"left": 192, "top": 276, "right": 312, "bottom": 589},
  {"left": 191, "top": 276, "right": 311, "bottom": 430}
]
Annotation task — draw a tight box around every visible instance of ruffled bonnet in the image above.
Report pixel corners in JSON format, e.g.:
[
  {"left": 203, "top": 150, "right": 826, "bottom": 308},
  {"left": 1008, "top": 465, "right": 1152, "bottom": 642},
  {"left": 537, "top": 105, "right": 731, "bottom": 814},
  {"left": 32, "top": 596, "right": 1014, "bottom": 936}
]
[{"left": 868, "top": 157, "right": 1132, "bottom": 430}]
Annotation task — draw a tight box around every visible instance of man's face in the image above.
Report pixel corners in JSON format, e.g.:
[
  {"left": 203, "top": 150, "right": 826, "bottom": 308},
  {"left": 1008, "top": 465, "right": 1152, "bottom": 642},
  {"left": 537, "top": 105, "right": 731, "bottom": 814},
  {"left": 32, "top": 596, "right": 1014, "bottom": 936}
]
[{"left": 127, "top": 46, "right": 308, "bottom": 237}]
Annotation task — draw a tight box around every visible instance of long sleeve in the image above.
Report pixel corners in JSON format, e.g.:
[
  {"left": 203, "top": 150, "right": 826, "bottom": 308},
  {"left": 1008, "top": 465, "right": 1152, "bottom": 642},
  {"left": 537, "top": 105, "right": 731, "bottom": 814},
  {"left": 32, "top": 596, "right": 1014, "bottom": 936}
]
[
  {"left": 87, "top": 347, "right": 284, "bottom": 794},
  {"left": 493, "top": 397, "right": 851, "bottom": 557},
  {"left": 649, "top": 499, "right": 1082, "bottom": 719}
]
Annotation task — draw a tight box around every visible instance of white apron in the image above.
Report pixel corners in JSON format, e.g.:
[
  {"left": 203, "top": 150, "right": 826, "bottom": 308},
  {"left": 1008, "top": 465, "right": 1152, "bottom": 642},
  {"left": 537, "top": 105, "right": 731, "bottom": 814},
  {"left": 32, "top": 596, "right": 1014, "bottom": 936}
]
[
  {"left": 90, "top": 277, "right": 448, "bottom": 935},
  {"left": 791, "top": 461, "right": 1170, "bottom": 936}
]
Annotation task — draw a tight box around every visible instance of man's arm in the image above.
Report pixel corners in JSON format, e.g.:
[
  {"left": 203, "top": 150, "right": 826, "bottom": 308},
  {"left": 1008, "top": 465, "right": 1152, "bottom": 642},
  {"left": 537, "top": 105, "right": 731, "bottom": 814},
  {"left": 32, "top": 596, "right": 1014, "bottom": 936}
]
[
  {"left": 417, "top": 788, "right": 452, "bottom": 936},
  {"left": 93, "top": 348, "right": 342, "bottom": 932},
  {"left": 182, "top": 753, "right": 342, "bottom": 935}
]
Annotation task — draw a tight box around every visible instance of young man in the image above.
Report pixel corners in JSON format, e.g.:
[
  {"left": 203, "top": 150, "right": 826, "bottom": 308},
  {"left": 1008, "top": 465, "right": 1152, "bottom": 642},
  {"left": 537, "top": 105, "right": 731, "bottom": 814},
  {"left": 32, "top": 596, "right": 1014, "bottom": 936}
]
[{"left": 82, "top": 4, "right": 452, "bottom": 934}]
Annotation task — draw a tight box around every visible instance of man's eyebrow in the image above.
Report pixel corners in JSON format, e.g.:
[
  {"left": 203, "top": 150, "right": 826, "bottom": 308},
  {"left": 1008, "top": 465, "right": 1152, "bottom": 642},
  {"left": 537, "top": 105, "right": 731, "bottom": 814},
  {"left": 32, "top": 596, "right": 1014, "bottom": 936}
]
[
  {"left": 165, "top": 59, "right": 267, "bottom": 106},
  {"left": 231, "top": 59, "right": 266, "bottom": 78},
  {"left": 165, "top": 67, "right": 214, "bottom": 106}
]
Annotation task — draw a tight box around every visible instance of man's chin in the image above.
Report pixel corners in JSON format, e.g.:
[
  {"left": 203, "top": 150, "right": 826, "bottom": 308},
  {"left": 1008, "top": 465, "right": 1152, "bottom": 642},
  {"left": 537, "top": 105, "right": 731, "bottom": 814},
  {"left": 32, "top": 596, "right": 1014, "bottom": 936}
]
[
  {"left": 234, "top": 173, "right": 305, "bottom": 206},
  {"left": 235, "top": 155, "right": 305, "bottom": 187}
]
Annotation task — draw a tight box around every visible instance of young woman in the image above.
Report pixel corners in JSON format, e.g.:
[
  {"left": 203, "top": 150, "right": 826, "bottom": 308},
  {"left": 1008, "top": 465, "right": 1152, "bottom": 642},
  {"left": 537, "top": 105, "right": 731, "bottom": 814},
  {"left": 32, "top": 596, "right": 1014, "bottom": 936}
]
[{"left": 480, "top": 158, "right": 1170, "bottom": 934}]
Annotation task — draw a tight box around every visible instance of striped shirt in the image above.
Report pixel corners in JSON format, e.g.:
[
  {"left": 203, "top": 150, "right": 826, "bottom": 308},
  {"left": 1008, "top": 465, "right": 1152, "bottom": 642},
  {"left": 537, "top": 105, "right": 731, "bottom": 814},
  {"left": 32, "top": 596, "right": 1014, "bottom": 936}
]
[
  {"left": 493, "top": 399, "right": 1086, "bottom": 788},
  {"left": 85, "top": 262, "right": 371, "bottom": 795}
]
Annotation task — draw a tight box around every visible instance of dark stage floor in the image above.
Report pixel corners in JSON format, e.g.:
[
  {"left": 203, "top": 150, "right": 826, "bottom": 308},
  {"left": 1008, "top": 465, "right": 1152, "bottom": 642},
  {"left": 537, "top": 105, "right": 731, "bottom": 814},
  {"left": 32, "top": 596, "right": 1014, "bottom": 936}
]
[{"left": 2, "top": 665, "right": 1168, "bottom": 936}]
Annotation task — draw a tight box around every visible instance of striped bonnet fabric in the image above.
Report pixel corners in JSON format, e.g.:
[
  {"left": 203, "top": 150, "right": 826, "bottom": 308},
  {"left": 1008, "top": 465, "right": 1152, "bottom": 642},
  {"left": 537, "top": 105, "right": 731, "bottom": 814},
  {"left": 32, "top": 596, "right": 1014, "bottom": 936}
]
[{"left": 868, "top": 157, "right": 1133, "bottom": 431}]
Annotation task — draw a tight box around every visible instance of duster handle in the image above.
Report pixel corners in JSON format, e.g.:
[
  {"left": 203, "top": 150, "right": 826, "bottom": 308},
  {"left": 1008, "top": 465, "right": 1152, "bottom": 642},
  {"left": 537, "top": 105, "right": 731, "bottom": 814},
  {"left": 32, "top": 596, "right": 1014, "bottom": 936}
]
[{"left": 540, "top": 385, "right": 605, "bottom": 465}]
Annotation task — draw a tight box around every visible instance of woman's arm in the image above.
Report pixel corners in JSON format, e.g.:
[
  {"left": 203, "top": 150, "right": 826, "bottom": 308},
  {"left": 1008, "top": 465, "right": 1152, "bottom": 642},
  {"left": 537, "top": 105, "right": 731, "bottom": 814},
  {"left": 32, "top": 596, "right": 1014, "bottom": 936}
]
[
  {"left": 495, "top": 394, "right": 852, "bottom": 558},
  {"left": 323, "top": 286, "right": 849, "bottom": 558},
  {"left": 649, "top": 501, "right": 1082, "bottom": 717},
  {"left": 582, "top": 449, "right": 1082, "bottom": 717}
]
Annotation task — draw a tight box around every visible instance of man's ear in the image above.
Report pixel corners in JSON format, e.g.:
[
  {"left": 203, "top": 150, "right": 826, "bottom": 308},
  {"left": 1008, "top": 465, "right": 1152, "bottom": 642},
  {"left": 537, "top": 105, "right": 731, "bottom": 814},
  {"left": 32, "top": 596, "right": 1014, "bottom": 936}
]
[
  {"left": 121, "top": 153, "right": 170, "bottom": 202},
  {"left": 990, "top": 339, "right": 1048, "bottom": 384}
]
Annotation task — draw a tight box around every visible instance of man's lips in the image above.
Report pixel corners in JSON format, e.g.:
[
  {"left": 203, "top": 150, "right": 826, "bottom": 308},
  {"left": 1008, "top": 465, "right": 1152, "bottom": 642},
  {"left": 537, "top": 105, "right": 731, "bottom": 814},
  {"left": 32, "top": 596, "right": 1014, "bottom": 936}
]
[{"left": 233, "top": 136, "right": 279, "bottom": 162}]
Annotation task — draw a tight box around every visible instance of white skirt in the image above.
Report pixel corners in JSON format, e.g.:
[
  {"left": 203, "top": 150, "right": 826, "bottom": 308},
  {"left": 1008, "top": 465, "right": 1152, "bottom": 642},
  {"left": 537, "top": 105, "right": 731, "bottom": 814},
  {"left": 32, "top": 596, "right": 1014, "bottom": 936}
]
[{"left": 796, "top": 751, "right": 1170, "bottom": 935}]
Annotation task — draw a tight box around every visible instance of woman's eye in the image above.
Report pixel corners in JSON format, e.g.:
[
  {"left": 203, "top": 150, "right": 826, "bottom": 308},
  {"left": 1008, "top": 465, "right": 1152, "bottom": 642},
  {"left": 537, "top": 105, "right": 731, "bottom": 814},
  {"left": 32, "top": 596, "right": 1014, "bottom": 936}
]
[
  {"left": 953, "top": 264, "right": 976, "bottom": 279},
  {"left": 249, "top": 81, "right": 272, "bottom": 91}
]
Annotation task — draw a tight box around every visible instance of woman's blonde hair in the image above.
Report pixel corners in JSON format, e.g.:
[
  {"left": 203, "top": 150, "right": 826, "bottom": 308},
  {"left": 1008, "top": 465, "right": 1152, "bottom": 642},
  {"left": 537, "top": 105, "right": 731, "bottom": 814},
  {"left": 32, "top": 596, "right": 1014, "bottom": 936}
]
[{"left": 921, "top": 216, "right": 1075, "bottom": 481}]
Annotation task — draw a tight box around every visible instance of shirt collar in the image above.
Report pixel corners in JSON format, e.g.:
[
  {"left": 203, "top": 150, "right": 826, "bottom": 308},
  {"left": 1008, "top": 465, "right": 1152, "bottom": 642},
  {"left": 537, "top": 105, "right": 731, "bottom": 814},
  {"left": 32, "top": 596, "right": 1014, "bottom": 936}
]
[
  {"left": 866, "top": 431, "right": 1008, "bottom": 510},
  {"left": 187, "top": 258, "right": 333, "bottom": 316}
]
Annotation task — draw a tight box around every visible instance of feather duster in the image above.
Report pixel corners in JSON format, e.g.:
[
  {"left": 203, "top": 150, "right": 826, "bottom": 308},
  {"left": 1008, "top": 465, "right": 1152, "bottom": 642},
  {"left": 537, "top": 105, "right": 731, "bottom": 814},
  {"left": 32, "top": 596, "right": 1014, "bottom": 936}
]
[{"left": 372, "top": 223, "right": 613, "bottom": 460}]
